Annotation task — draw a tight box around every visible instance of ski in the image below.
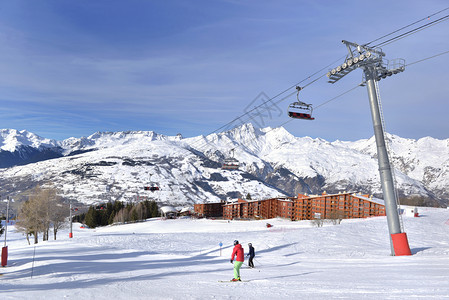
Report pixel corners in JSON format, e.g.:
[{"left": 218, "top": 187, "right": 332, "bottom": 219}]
[{"left": 218, "top": 280, "right": 250, "bottom": 282}]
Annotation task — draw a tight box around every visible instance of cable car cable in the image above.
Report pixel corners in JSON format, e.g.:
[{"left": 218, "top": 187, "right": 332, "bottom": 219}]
[
  {"left": 373, "top": 14, "right": 449, "bottom": 48},
  {"left": 314, "top": 84, "right": 362, "bottom": 110},
  {"left": 187, "top": 46, "right": 449, "bottom": 172},
  {"left": 365, "top": 6, "right": 449, "bottom": 46},
  {"left": 189, "top": 46, "right": 449, "bottom": 155},
  {"left": 406, "top": 49, "right": 449, "bottom": 66},
  {"left": 227, "top": 12, "right": 449, "bottom": 128},
  {"left": 187, "top": 8, "right": 449, "bottom": 155},
  {"left": 191, "top": 6, "right": 449, "bottom": 148},
  {"left": 186, "top": 55, "right": 345, "bottom": 153},
  {"left": 204, "top": 55, "right": 347, "bottom": 138}
]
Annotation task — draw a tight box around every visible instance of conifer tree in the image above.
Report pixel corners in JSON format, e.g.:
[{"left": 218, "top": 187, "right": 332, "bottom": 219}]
[{"left": 85, "top": 206, "right": 99, "bottom": 228}]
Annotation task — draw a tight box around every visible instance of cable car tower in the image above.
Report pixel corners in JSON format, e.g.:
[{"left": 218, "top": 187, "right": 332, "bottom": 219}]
[{"left": 327, "top": 40, "right": 411, "bottom": 256}]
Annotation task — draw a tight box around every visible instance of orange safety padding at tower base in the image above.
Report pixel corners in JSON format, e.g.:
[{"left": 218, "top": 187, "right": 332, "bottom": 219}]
[
  {"left": 391, "top": 232, "right": 412, "bottom": 256},
  {"left": 1, "top": 246, "right": 7, "bottom": 267}
]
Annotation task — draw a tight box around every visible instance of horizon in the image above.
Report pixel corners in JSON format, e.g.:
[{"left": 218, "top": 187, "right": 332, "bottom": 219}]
[
  {"left": 0, "top": 123, "right": 447, "bottom": 143},
  {"left": 0, "top": 1, "right": 448, "bottom": 141}
]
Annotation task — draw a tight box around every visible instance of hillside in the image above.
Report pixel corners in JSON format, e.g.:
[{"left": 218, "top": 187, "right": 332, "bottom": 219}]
[
  {"left": 0, "top": 124, "right": 447, "bottom": 208},
  {"left": 1, "top": 207, "right": 449, "bottom": 299}
]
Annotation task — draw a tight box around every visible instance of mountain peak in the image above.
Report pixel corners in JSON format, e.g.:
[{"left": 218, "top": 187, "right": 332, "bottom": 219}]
[{"left": 0, "top": 129, "right": 58, "bottom": 152}]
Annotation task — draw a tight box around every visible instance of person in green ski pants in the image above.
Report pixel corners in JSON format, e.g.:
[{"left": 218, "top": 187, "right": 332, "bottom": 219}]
[{"left": 230, "top": 240, "right": 244, "bottom": 281}]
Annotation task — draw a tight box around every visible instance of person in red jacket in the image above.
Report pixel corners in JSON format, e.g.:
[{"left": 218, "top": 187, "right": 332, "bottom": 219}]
[{"left": 230, "top": 240, "right": 244, "bottom": 281}]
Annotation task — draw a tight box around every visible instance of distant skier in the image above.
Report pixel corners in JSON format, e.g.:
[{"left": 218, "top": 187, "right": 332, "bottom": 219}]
[
  {"left": 247, "top": 243, "right": 255, "bottom": 268},
  {"left": 230, "top": 240, "right": 244, "bottom": 281}
]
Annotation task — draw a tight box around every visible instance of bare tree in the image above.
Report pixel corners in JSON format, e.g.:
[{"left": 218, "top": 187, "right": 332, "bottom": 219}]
[
  {"left": 16, "top": 193, "right": 41, "bottom": 244},
  {"left": 113, "top": 207, "right": 128, "bottom": 224},
  {"left": 16, "top": 186, "right": 69, "bottom": 243},
  {"left": 327, "top": 209, "right": 346, "bottom": 225},
  {"left": 51, "top": 198, "right": 69, "bottom": 240},
  {"left": 312, "top": 217, "right": 324, "bottom": 227}
]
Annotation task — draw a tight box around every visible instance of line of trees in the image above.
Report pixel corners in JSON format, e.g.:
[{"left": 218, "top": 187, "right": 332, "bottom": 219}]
[
  {"left": 74, "top": 200, "right": 160, "bottom": 228},
  {"left": 15, "top": 186, "right": 69, "bottom": 244}
]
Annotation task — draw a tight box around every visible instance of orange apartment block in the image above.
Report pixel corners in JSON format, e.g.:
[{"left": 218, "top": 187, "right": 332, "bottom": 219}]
[
  {"left": 196, "top": 192, "right": 386, "bottom": 221},
  {"left": 293, "top": 192, "right": 386, "bottom": 221},
  {"left": 193, "top": 202, "right": 223, "bottom": 218}
]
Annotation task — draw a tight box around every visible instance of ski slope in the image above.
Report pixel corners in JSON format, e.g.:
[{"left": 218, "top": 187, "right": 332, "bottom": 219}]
[{"left": 1, "top": 207, "right": 449, "bottom": 299}]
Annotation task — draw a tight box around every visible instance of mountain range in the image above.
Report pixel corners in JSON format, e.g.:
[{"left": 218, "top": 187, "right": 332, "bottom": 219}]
[{"left": 0, "top": 124, "right": 447, "bottom": 208}]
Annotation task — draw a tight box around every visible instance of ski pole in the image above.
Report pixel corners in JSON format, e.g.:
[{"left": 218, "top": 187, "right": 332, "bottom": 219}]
[
  {"left": 254, "top": 258, "right": 262, "bottom": 266},
  {"left": 31, "top": 246, "right": 36, "bottom": 279}
]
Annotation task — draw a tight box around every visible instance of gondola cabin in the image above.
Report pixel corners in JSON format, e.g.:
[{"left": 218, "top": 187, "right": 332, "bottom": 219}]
[
  {"left": 287, "top": 86, "right": 315, "bottom": 120},
  {"left": 222, "top": 157, "right": 239, "bottom": 170},
  {"left": 222, "top": 148, "right": 239, "bottom": 170},
  {"left": 287, "top": 102, "right": 314, "bottom": 120},
  {"left": 288, "top": 111, "right": 314, "bottom": 120},
  {"left": 144, "top": 186, "right": 160, "bottom": 192}
]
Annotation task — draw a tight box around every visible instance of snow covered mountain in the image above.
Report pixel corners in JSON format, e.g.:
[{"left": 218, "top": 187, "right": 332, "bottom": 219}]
[
  {"left": 0, "top": 129, "right": 62, "bottom": 168},
  {"left": 0, "top": 124, "right": 447, "bottom": 207}
]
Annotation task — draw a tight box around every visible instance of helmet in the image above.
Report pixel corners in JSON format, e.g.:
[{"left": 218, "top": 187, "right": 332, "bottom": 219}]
[
  {"left": 248, "top": 243, "right": 252, "bottom": 246},
  {"left": 234, "top": 240, "right": 239, "bottom": 245}
]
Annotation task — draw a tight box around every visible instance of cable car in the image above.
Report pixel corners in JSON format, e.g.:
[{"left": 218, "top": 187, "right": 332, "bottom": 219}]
[
  {"left": 144, "top": 186, "right": 160, "bottom": 192},
  {"left": 222, "top": 149, "right": 239, "bottom": 170},
  {"left": 287, "top": 86, "right": 315, "bottom": 120},
  {"left": 222, "top": 157, "right": 239, "bottom": 170},
  {"left": 144, "top": 173, "right": 160, "bottom": 192}
]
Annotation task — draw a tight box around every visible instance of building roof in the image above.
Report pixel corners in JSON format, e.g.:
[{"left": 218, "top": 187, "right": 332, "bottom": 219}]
[
  {"left": 303, "top": 192, "right": 385, "bottom": 206},
  {"left": 180, "top": 207, "right": 193, "bottom": 213},
  {"left": 216, "top": 192, "right": 386, "bottom": 207},
  {"left": 353, "top": 193, "right": 385, "bottom": 206},
  {"left": 160, "top": 206, "right": 178, "bottom": 214}
]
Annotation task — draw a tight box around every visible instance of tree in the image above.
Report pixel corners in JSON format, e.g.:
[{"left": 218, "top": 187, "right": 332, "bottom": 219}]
[
  {"left": 84, "top": 206, "right": 99, "bottom": 228},
  {"left": 327, "top": 209, "right": 346, "bottom": 225},
  {"left": 79, "top": 200, "right": 160, "bottom": 227},
  {"left": 52, "top": 201, "right": 70, "bottom": 240},
  {"left": 130, "top": 206, "right": 139, "bottom": 222},
  {"left": 16, "top": 186, "right": 69, "bottom": 243},
  {"left": 400, "top": 195, "right": 428, "bottom": 206},
  {"left": 246, "top": 193, "right": 252, "bottom": 200},
  {"left": 16, "top": 194, "right": 41, "bottom": 244},
  {"left": 312, "top": 217, "right": 324, "bottom": 227},
  {"left": 113, "top": 207, "right": 128, "bottom": 224},
  {"left": 146, "top": 200, "right": 159, "bottom": 218}
]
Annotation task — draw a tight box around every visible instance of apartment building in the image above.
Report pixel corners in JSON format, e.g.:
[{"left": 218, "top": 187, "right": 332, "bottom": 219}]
[{"left": 195, "top": 192, "right": 386, "bottom": 221}]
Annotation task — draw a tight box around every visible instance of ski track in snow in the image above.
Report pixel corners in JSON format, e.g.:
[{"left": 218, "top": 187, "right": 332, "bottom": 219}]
[{"left": 1, "top": 207, "right": 449, "bottom": 299}]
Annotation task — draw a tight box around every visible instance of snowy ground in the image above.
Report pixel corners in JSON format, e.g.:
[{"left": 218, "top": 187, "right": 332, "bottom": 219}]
[{"left": 1, "top": 207, "right": 449, "bottom": 299}]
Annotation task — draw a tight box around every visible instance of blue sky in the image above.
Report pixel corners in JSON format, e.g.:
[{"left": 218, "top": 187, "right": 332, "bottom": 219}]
[{"left": 0, "top": 0, "right": 448, "bottom": 141}]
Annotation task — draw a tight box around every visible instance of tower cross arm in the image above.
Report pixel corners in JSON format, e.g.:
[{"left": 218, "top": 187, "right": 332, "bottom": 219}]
[{"left": 342, "top": 40, "right": 385, "bottom": 57}]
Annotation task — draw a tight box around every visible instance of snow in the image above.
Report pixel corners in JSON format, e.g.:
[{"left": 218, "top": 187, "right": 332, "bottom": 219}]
[
  {"left": 1, "top": 207, "right": 449, "bottom": 299},
  {"left": 0, "top": 129, "right": 58, "bottom": 152},
  {"left": 0, "top": 125, "right": 448, "bottom": 206}
]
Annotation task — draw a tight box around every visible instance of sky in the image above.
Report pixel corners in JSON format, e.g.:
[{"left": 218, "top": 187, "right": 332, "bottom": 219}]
[{"left": 0, "top": 0, "right": 448, "bottom": 141}]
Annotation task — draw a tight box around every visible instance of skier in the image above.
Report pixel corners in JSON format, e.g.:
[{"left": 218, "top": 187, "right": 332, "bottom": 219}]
[
  {"left": 247, "top": 243, "right": 255, "bottom": 268},
  {"left": 230, "top": 240, "right": 244, "bottom": 281}
]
